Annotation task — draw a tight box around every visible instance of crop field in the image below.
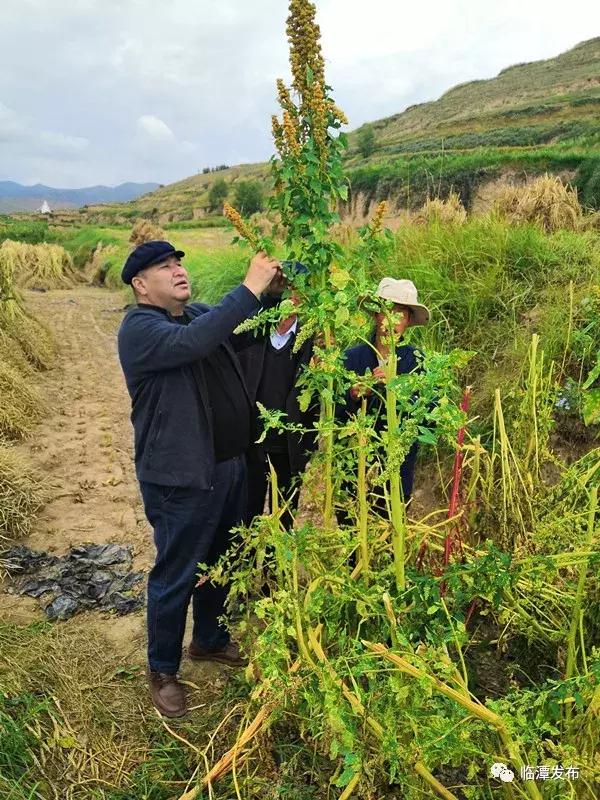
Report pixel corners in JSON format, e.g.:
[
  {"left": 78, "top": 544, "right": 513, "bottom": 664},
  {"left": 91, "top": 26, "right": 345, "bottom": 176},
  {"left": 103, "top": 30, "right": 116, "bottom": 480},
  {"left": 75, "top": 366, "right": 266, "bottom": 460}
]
[{"left": 1, "top": 3, "right": 599, "bottom": 800}]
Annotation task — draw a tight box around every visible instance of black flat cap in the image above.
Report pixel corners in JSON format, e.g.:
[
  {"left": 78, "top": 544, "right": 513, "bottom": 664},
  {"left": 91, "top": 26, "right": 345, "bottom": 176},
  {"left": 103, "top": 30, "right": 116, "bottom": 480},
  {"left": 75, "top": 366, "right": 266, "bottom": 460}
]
[{"left": 121, "top": 240, "right": 185, "bottom": 285}]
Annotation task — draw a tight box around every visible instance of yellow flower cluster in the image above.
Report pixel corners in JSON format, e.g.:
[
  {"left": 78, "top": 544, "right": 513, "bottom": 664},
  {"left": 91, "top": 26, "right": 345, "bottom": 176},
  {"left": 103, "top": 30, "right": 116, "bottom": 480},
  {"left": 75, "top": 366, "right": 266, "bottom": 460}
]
[
  {"left": 223, "top": 203, "right": 259, "bottom": 249},
  {"left": 283, "top": 110, "right": 301, "bottom": 157},
  {"left": 328, "top": 100, "right": 348, "bottom": 126},
  {"left": 272, "top": 115, "right": 285, "bottom": 157},
  {"left": 370, "top": 201, "right": 388, "bottom": 235},
  {"left": 286, "top": 0, "right": 325, "bottom": 105},
  {"left": 277, "top": 78, "right": 297, "bottom": 118},
  {"left": 310, "top": 81, "right": 328, "bottom": 161}
]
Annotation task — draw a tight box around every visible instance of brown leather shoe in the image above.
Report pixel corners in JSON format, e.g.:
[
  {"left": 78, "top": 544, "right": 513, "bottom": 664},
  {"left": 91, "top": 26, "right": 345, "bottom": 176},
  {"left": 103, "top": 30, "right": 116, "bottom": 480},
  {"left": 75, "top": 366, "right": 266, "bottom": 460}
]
[
  {"left": 188, "top": 639, "right": 248, "bottom": 667},
  {"left": 147, "top": 670, "right": 187, "bottom": 718}
]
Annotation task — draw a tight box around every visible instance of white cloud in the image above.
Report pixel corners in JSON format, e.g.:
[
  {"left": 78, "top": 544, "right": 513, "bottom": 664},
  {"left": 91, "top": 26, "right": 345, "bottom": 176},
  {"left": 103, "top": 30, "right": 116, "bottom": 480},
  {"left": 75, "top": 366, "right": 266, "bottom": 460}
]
[
  {"left": 137, "top": 115, "right": 176, "bottom": 142},
  {"left": 0, "top": 0, "right": 598, "bottom": 186}
]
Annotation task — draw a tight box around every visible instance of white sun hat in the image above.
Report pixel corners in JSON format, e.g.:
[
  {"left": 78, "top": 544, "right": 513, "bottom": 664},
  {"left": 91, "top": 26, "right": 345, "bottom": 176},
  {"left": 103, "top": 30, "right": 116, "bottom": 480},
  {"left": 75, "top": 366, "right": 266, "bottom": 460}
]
[{"left": 375, "top": 278, "right": 431, "bottom": 326}]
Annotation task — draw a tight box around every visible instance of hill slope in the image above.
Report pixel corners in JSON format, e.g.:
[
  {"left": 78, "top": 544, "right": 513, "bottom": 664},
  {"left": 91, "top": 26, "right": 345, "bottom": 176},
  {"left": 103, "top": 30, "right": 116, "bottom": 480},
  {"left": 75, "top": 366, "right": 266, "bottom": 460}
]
[{"left": 79, "top": 36, "right": 600, "bottom": 224}]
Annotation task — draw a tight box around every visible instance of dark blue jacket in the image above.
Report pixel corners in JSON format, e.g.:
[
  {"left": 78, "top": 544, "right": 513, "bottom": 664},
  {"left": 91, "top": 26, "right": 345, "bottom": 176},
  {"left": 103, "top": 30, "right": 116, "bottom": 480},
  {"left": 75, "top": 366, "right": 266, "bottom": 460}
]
[
  {"left": 236, "top": 326, "right": 318, "bottom": 473},
  {"left": 341, "top": 342, "right": 421, "bottom": 499},
  {"left": 118, "top": 284, "right": 260, "bottom": 489}
]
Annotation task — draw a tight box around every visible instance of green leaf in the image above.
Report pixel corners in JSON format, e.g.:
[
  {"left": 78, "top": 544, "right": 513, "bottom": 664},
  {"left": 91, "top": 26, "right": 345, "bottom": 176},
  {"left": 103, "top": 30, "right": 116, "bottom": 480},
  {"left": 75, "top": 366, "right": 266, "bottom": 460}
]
[
  {"left": 582, "top": 387, "right": 600, "bottom": 426},
  {"left": 335, "top": 306, "right": 350, "bottom": 326},
  {"left": 330, "top": 268, "right": 351, "bottom": 290}
]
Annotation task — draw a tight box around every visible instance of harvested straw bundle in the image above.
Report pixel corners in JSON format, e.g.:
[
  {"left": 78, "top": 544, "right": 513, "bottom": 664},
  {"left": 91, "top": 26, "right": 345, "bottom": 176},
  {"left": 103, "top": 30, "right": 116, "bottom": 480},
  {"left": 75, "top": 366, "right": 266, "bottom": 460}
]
[
  {"left": 0, "top": 327, "right": 32, "bottom": 376},
  {"left": 0, "top": 307, "right": 55, "bottom": 370},
  {"left": 0, "top": 241, "right": 56, "bottom": 369},
  {"left": 493, "top": 174, "right": 582, "bottom": 232},
  {"left": 413, "top": 192, "right": 467, "bottom": 226},
  {"left": 0, "top": 240, "right": 75, "bottom": 290},
  {"left": 0, "top": 446, "right": 45, "bottom": 540},
  {"left": 129, "top": 219, "right": 165, "bottom": 245},
  {"left": 0, "top": 359, "right": 44, "bottom": 440}
]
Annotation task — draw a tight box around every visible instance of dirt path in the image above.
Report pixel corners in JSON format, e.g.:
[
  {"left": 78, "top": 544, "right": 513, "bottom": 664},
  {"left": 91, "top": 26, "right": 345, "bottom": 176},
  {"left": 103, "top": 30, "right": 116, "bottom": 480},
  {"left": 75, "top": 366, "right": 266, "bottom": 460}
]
[{"left": 2, "top": 287, "right": 151, "bottom": 658}]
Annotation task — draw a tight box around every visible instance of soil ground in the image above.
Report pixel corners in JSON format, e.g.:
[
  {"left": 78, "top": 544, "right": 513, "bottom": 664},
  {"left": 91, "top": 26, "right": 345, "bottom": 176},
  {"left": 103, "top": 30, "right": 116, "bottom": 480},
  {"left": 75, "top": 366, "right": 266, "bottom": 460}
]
[{"left": 1, "top": 287, "right": 226, "bottom": 687}]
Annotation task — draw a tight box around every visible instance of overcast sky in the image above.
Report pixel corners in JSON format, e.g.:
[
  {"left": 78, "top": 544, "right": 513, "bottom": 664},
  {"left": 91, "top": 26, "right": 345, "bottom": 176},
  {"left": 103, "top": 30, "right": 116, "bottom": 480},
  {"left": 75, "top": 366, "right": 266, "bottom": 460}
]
[{"left": 1, "top": 0, "right": 598, "bottom": 188}]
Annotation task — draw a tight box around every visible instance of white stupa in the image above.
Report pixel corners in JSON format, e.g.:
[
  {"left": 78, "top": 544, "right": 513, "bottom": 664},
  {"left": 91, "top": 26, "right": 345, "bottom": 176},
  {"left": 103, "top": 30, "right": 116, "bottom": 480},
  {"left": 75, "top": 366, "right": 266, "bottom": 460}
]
[{"left": 38, "top": 200, "right": 52, "bottom": 214}]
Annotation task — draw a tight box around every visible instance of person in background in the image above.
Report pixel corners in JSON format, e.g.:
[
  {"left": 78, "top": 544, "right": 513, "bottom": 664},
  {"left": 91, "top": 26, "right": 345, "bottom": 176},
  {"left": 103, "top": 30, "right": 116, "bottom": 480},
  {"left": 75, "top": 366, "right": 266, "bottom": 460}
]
[
  {"left": 340, "top": 277, "right": 430, "bottom": 510},
  {"left": 238, "top": 262, "right": 318, "bottom": 529},
  {"left": 118, "top": 240, "right": 279, "bottom": 719}
]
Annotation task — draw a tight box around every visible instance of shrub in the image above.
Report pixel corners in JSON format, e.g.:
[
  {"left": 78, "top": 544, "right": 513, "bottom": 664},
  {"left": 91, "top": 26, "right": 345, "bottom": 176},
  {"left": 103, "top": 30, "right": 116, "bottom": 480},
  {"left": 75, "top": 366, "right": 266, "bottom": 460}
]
[
  {"left": 574, "top": 157, "right": 600, "bottom": 210},
  {"left": 208, "top": 179, "right": 229, "bottom": 212},
  {"left": 233, "top": 180, "right": 264, "bottom": 215},
  {"left": 357, "top": 125, "right": 376, "bottom": 158}
]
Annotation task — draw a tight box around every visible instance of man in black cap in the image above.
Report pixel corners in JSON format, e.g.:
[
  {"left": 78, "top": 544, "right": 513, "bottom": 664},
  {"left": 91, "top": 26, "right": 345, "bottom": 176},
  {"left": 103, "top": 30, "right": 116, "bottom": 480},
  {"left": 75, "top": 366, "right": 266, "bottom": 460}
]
[
  {"left": 117, "top": 240, "right": 279, "bottom": 718},
  {"left": 237, "top": 262, "right": 318, "bottom": 530}
]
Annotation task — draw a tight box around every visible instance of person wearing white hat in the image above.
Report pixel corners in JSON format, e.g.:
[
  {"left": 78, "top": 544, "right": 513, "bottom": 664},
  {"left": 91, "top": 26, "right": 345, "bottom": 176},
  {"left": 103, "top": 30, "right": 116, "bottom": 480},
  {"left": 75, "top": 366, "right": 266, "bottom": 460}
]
[{"left": 340, "top": 277, "right": 431, "bottom": 505}]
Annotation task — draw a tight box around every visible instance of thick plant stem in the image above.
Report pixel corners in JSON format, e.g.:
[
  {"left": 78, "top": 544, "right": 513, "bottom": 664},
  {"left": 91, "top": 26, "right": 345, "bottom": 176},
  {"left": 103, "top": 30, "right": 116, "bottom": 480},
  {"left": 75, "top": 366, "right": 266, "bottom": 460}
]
[
  {"left": 384, "top": 338, "right": 406, "bottom": 592},
  {"left": 178, "top": 705, "right": 275, "bottom": 800},
  {"left": 322, "top": 321, "right": 335, "bottom": 531},
  {"left": 565, "top": 486, "right": 597, "bottom": 723},
  {"left": 363, "top": 641, "right": 543, "bottom": 800},
  {"left": 357, "top": 399, "right": 369, "bottom": 578},
  {"left": 338, "top": 770, "right": 362, "bottom": 800}
]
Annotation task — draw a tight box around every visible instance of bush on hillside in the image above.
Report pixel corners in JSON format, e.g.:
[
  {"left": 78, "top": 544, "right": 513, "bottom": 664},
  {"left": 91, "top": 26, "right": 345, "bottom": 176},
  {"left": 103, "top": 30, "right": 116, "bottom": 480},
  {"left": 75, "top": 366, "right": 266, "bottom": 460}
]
[
  {"left": 357, "top": 125, "right": 376, "bottom": 158},
  {"left": 233, "top": 181, "right": 264, "bottom": 215},
  {"left": 493, "top": 174, "right": 582, "bottom": 232},
  {"left": 574, "top": 157, "right": 600, "bottom": 210},
  {"left": 208, "top": 179, "right": 229, "bottom": 212}
]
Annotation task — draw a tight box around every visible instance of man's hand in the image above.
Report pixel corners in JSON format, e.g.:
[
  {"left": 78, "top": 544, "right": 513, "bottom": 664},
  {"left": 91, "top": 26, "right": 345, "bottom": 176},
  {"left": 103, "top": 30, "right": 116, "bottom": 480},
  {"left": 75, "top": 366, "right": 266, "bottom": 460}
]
[
  {"left": 372, "top": 366, "right": 387, "bottom": 383},
  {"left": 266, "top": 269, "right": 287, "bottom": 296},
  {"left": 350, "top": 383, "right": 372, "bottom": 400},
  {"left": 243, "top": 252, "right": 281, "bottom": 298},
  {"left": 349, "top": 367, "right": 386, "bottom": 400}
]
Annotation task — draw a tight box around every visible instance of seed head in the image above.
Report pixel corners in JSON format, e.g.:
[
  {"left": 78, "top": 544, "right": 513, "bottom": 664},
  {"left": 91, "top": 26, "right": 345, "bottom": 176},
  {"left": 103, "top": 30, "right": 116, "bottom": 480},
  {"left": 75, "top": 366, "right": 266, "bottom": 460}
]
[
  {"left": 370, "top": 201, "right": 388, "bottom": 236},
  {"left": 286, "top": 0, "right": 325, "bottom": 111},
  {"left": 283, "top": 110, "right": 301, "bottom": 157},
  {"left": 272, "top": 115, "right": 285, "bottom": 157},
  {"left": 223, "top": 203, "right": 259, "bottom": 249}
]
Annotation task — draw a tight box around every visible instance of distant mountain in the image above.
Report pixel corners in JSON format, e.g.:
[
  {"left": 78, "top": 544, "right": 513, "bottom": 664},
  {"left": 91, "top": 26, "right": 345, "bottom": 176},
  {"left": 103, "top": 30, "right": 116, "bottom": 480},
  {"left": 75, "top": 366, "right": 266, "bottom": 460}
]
[{"left": 0, "top": 181, "right": 160, "bottom": 212}]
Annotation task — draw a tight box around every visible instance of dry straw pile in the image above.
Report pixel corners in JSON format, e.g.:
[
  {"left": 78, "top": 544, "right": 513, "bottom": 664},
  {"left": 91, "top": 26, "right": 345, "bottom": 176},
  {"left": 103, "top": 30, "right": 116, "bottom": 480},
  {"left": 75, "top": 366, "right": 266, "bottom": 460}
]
[
  {"left": 493, "top": 174, "right": 582, "bottom": 232},
  {"left": 129, "top": 218, "right": 165, "bottom": 245},
  {"left": 0, "top": 448, "right": 45, "bottom": 540},
  {"left": 413, "top": 191, "right": 467, "bottom": 225},
  {"left": 0, "top": 236, "right": 55, "bottom": 541},
  {"left": 0, "top": 240, "right": 76, "bottom": 290}
]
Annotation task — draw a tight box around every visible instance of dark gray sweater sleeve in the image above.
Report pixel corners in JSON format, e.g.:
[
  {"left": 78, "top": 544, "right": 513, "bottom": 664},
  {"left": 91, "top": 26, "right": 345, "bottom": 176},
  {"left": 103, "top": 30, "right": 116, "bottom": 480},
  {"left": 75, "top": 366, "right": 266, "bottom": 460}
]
[{"left": 118, "top": 284, "right": 260, "bottom": 376}]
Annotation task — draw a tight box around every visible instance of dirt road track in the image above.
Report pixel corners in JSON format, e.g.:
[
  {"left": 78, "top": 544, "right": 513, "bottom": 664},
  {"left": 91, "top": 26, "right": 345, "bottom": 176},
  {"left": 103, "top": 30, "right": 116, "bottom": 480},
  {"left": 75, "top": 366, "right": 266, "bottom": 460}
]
[{"left": 2, "top": 287, "right": 151, "bottom": 657}]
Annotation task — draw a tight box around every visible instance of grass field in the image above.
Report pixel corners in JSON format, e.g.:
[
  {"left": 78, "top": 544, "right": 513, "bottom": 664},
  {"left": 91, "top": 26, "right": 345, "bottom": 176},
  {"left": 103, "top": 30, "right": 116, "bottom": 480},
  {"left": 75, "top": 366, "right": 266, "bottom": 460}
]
[{"left": 1, "top": 186, "right": 599, "bottom": 798}]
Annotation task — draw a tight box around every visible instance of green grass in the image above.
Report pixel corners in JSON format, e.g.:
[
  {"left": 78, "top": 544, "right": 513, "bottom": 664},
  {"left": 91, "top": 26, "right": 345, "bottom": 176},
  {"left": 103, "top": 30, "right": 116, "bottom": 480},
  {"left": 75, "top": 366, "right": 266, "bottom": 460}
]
[{"left": 347, "top": 145, "right": 600, "bottom": 208}]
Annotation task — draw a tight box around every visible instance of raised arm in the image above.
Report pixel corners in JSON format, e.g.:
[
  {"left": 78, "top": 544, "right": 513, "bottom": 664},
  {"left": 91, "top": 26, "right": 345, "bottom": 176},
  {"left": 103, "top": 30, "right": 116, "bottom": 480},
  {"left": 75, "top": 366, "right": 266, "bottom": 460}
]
[{"left": 120, "top": 253, "right": 280, "bottom": 377}]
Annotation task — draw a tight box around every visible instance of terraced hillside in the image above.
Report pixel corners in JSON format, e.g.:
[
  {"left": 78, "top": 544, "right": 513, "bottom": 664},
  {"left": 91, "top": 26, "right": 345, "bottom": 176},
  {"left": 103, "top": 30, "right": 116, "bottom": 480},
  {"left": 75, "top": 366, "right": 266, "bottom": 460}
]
[{"left": 77, "top": 36, "right": 600, "bottom": 224}]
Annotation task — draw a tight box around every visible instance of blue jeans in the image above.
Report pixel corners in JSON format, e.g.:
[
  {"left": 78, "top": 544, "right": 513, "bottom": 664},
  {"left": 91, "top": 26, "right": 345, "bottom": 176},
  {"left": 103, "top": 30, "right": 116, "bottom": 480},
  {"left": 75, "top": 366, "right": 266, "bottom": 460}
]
[{"left": 140, "top": 455, "right": 247, "bottom": 674}]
